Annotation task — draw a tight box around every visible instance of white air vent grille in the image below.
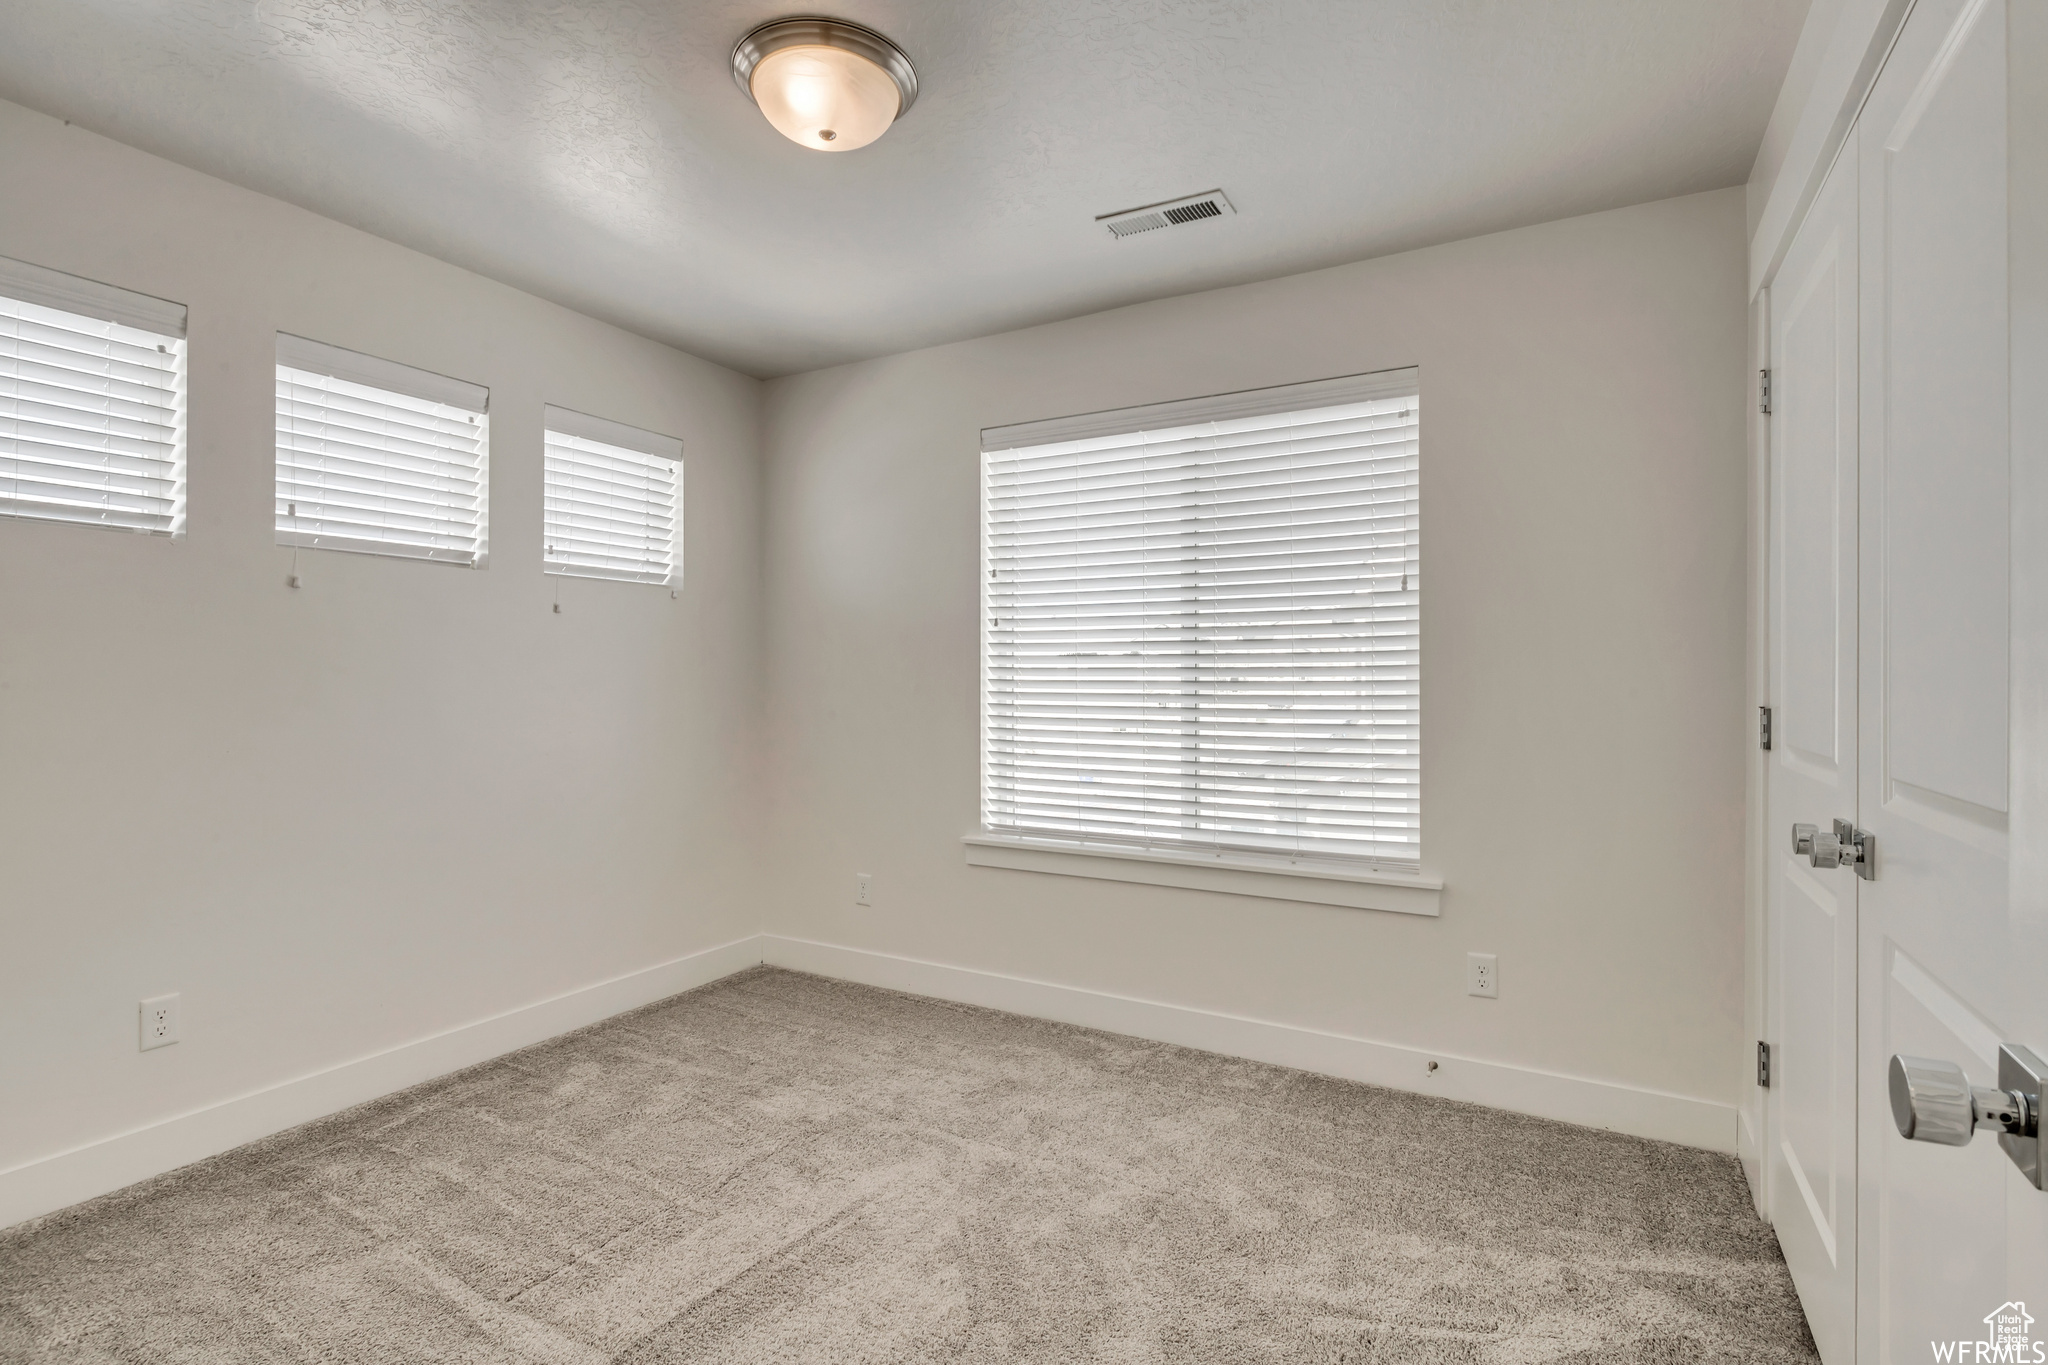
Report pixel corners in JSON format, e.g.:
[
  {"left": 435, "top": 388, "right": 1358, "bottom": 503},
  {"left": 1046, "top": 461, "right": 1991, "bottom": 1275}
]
[{"left": 1098, "top": 190, "right": 1235, "bottom": 239}]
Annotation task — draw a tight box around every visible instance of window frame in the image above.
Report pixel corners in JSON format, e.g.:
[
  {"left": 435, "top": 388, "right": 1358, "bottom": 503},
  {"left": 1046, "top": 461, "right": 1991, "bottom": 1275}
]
[
  {"left": 973, "top": 368, "right": 1433, "bottom": 912},
  {"left": 0, "top": 255, "right": 188, "bottom": 538},
  {"left": 274, "top": 333, "right": 491, "bottom": 568},
  {"left": 541, "top": 405, "right": 682, "bottom": 588}
]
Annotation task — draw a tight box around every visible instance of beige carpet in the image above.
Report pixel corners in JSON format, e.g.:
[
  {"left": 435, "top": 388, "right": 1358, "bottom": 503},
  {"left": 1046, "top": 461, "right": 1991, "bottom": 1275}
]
[{"left": 0, "top": 966, "right": 1817, "bottom": 1363}]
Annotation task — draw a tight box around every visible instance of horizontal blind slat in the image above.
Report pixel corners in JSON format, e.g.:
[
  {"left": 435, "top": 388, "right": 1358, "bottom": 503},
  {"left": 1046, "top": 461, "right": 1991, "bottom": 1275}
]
[
  {"left": 984, "top": 388, "right": 1420, "bottom": 866},
  {"left": 274, "top": 361, "right": 488, "bottom": 565},
  {"left": 543, "top": 426, "right": 679, "bottom": 585},
  {"left": 2, "top": 292, "right": 185, "bottom": 536}
]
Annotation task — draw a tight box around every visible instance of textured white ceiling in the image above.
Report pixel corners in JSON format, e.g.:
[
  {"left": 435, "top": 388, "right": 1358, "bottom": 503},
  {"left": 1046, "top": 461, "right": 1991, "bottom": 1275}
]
[{"left": 0, "top": 1, "right": 1806, "bottom": 377}]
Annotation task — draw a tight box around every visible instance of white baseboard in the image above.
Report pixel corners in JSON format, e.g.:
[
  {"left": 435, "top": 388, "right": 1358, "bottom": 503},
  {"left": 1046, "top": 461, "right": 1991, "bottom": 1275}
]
[
  {"left": 761, "top": 935, "right": 1737, "bottom": 1153},
  {"left": 3, "top": 931, "right": 1740, "bottom": 1232},
  {"left": 0, "top": 935, "right": 766, "bottom": 1232}
]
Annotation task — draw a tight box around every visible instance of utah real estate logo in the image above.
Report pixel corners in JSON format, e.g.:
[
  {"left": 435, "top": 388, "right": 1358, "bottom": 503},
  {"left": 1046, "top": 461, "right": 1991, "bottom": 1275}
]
[{"left": 1934, "top": 1302, "right": 2039, "bottom": 1363}]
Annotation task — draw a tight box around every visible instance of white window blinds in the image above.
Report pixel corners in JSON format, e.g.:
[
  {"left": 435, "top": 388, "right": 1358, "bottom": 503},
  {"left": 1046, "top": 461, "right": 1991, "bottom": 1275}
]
[
  {"left": 1, "top": 256, "right": 187, "bottom": 536},
  {"left": 275, "top": 334, "right": 489, "bottom": 566},
  {"left": 543, "top": 406, "right": 681, "bottom": 585},
  {"left": 982, "top": 369, "right": 1421, "bottom": 867}
]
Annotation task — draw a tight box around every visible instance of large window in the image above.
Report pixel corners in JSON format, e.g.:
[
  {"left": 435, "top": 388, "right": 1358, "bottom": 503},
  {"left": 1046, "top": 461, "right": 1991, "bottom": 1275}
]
[
  {"left": 275, "top": 334, "right": 489, "bottom": 566},
  {"left": 981, "top": 369, "right": 1420, "bottom": 868},
  {"left": 0, "top": 256, "right": 187, "bottom": 536},
  {"left": 543, "top": 406, "right": 681, "bottom": 586}
]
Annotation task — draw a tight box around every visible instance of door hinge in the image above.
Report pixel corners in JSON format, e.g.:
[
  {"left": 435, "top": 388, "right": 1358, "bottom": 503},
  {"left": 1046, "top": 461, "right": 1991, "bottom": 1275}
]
[
  {"left": 1758, "top": 1041, "right": 1772, "bottom": 1088},
  {"left": 1760, "top": 368, "right": 1772, "bottom": 415},
  {"left": 1759, "top": 705, "right": 1773, "bottom": 750}
]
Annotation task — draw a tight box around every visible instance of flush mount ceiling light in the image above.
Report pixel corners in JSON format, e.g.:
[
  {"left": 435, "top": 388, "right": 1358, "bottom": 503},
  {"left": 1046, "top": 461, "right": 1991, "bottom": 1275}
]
[{"left": 732, "top": 17, "right": 918, "bottom": 153}]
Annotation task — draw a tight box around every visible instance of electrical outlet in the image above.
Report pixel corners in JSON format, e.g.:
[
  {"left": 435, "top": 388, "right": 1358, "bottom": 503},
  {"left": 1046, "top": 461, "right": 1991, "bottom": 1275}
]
[
  {"left": 1467, "top": 953, "right": 1498, "bottom": 999},
  {"left": 139, "top": 993, "right": 180, "bottom": 1051},
  {"left": 855, "top": 873, "right": 872, "bottom": 907}
]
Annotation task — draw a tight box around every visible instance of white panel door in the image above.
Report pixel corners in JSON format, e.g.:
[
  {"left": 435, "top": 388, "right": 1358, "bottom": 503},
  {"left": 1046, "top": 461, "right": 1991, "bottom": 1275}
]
[
  {"left": 1768, "top": 134, "right": 1862, "bottom": 1365},
  {"left": 1854, "top": 0, "right": 2044, "bottom": 1356},
  {"left": 2009, "top": 0, "right": 2048, "bottom": 1331}
]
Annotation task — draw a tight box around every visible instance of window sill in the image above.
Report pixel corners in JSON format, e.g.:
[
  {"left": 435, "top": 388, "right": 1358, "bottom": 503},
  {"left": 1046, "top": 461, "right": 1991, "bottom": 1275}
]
[{"left": 961, "top": 834, "right": 1441, "bottom": 916}]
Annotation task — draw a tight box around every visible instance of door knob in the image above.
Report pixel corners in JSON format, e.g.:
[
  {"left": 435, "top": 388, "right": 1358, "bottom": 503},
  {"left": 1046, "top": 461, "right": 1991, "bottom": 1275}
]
[
  {"left": 1808, "top": 830, "right": 1844, "bottom": 868},
  {"left": 1788, "top": 820, "right": 1875, "bottom": 877},
  {"left": 1889, "top": 1054, "right": 2004, "bottom": 1145},
  {"left": 1889, "top": 1046, "right": 2048, "bottom": 1189}
]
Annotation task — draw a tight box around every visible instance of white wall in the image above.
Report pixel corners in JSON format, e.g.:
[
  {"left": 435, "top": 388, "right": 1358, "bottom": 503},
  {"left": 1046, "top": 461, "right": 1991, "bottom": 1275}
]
[
  {"left": 0, "top": 91, "right": 1758, "bottom": 1226},
  {"left": 758, "top": 188, "right": 1751, "bottom": 1144},
  {"left": 0, "top": 99, "right": 765, "bottom": 1219}
]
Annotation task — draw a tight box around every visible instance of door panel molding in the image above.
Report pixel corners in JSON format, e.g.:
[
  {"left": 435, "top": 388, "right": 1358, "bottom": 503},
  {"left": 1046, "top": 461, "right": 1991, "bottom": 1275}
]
[
  {"left": 1883, "top": 779, "right": 2009, "bottom": 853},
  {"left": 1888, "top": 944, "right": 2003, "bottom": 1069},
  {"left": 1784, "top": 1136, "right": 1844, "bottom": 1264}
]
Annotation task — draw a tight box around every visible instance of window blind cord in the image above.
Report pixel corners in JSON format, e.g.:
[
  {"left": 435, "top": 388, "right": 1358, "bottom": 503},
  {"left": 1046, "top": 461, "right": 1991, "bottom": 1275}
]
[
  {"left": 1286, "top": 414, "right": 1304, "bottom": 866},
  {"left": 286, "top": 501, "right": 301, "bottom": 589},
  {"left": 1402, "top": 405, "right": 1415, "bottom": 593}
]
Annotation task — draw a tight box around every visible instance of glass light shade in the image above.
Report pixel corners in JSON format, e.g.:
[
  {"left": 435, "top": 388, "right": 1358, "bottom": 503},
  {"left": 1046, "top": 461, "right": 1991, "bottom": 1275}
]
[{"left": 749, "top": 44, "right": 901, "bottom": 152}]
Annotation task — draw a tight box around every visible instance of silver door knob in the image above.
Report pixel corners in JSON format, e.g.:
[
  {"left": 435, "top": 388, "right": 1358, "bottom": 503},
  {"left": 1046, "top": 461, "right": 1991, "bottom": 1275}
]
[
  {"left": 1789, "top": 820, "right": 1875, "bottom": 875},
  {"left": 1890, "top": 1052, "right": 2037, "bottom": 1144},
  {"left": 1890, "top": 1055, "right": 1985, "bottom": 1144},
  {"left": 1808, "top": 830, "right": 1844, "bottom": 868}
]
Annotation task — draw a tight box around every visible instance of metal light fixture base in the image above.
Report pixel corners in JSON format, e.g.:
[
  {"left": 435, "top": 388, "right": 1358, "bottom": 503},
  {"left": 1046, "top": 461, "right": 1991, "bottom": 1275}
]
[{"left": 731, "top": 16, "right": 918, "bottom": 117}]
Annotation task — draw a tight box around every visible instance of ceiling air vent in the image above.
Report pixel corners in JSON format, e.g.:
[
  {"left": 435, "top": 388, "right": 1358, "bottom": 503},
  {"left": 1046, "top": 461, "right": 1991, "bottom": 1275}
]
[{"left": 1097, "top": 190, "right": 1235, "bottom": 240}]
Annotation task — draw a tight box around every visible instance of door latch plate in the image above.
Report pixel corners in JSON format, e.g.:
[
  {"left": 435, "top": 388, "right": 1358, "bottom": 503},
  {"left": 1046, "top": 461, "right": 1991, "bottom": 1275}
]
[
  {"left": 1832, "top": 818, "right": 1877, "bottom": 880},
  {"left": 2000, "top": 1044, "right": 2047, "bottom": 1190}
]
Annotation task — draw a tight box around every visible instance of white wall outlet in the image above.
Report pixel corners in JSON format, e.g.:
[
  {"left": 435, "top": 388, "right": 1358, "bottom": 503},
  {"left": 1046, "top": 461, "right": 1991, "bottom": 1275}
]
[
  {"left": 855, "top": 873, "right": 872, "bottom": 907},
  {"left": 140, "top": 993, "right": 181, "bottom": 1050},
  {"left": 1467, "top": 953, "right": 1498, "bottom": 999}
]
